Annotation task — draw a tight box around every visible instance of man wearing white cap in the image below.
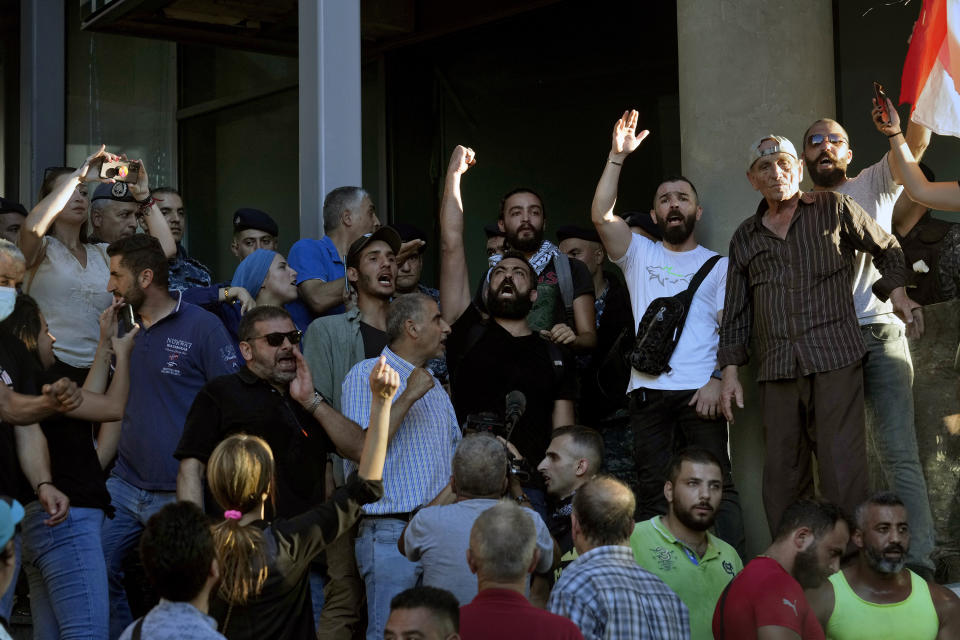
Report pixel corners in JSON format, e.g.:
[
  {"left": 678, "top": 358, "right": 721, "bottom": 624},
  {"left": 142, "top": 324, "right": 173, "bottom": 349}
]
[{"left": 717, "top": 135, "right": 919, "bottom": 534}]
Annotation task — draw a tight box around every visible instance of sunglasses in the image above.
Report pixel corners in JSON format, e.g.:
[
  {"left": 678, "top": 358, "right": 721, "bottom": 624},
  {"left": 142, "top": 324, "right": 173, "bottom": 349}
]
[
  {"left": 807, "top": 133, "right": 847, "bottom": 147},
  {"left": 248, "top": 330, "right": 303, "bottom": 347}
]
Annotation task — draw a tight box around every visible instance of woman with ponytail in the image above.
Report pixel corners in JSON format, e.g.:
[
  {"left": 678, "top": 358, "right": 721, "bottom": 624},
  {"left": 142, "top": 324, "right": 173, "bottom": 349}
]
[{"left": 207, "top": 355, "right": 398, "bottom": 639}]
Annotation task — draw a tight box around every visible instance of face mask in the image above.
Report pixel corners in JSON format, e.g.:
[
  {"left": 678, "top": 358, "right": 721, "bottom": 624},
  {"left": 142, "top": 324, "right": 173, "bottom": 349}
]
[{"left": 0, "top": 287, "right": 16, "bottom": 322}]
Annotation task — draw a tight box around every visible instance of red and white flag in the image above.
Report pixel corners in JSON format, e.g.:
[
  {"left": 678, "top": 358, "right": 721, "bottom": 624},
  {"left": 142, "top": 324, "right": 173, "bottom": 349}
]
[{"left": 901, "top": 0, "right": 960, "bottom": 137}]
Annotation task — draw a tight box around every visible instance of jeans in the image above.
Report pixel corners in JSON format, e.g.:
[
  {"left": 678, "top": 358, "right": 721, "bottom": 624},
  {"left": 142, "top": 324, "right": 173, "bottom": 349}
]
[
  {"left": 101, "top": 475, "right": 176, "bottom": 640},
  {"left": 21, "top": 502, "right": 108, "bottom": 640},
  {"left": 309, "top": 568, "right": 326, "bottom": 630},
  {"left": 630, "top": 388, "right": 745, "bottom": 557},
  {"left": 355, "top": 518, "right": 422, "bottom": 640},
  {"left": 0, "top": 534, "right": 21, "bottom": 621},
  {"left": 861, "top": 323, "right": 935, "bottom": 571}
]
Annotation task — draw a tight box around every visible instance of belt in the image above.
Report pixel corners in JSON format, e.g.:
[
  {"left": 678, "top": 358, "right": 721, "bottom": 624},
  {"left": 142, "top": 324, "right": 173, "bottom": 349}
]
[{"left": 362, "top": 512, "right": 413, "bottom": 522}]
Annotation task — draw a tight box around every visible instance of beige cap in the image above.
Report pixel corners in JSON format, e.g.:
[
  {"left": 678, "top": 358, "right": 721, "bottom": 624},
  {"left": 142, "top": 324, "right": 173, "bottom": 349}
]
[{"left": 747, "top": 135, "right": 798, "bottom": 171}]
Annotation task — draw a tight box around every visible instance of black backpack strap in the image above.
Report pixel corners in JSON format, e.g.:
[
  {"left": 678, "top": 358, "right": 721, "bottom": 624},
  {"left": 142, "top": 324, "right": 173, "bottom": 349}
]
[
  {"left": 131, "top": 616, "right": 145, "bottom": 640},
  {"left": 553, "top": 254, "right": 576, "bottom": 326},
  {"left": 676, "top": 254, "right": 722, "bottom": 305}
]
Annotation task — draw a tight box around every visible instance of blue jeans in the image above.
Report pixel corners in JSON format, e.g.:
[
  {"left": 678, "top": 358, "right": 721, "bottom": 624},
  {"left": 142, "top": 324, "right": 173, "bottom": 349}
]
[
  {"left": 22, "top": 502, "right": 108, "bottom": 640},
  {"left": 861, "top": 323, "right": 935, "bottom": 571},
  {"left": 0, "top": 534, "right": 20, "bottom": 621},
  {"left": 309, "top": 568, "right": 326, "bottom": 629},
  {"left": 101, "top": 475, "right": 177, "bottom": 640},
  {"left": 355, "top": 518, "right": 422, "bottom": 640}
]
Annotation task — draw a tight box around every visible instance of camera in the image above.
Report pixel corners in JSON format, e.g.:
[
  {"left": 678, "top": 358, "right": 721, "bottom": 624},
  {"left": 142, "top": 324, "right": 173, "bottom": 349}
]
[{"left": 463, "top": 411, "right": 531, "bottom": 483}]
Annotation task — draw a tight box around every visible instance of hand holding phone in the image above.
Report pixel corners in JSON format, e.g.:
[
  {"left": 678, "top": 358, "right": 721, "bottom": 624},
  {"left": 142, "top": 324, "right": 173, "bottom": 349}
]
[
  {"left": 100, "top": 160, "right": 141, "bottom": 184},
  {"left": 874, "top": 82, "right": 890, "bottom": 125},
  {"left": 119, "top": 304, "right": 136, "bottom": 334}
]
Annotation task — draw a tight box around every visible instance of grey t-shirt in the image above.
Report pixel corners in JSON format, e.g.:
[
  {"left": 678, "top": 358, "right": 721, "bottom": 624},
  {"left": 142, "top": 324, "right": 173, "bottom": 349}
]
[
  {"left": 403, "top": 498, "right": 554, "bottom": 605},
  {"left": 834, "top": 154, "right": 904, "bottom": 326},
  {"left": 119, "top": 600, "right": 225, "bottom": 640}
]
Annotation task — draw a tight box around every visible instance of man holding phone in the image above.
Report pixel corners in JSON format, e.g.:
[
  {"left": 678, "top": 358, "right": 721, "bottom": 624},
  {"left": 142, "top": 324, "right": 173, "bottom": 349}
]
[{"left": 800, "top": 94, "right": 935, "bottom": 579}]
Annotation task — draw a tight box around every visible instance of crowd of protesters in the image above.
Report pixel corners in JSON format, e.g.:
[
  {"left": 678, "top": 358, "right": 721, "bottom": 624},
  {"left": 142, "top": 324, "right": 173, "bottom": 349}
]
[{"left": 0, "top": 93, "right": 959, "bottom": 640}]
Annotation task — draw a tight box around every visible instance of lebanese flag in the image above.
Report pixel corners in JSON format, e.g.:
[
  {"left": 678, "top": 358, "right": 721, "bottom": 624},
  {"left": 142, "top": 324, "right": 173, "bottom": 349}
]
[{"left": 901, "top": 0, "right": 960, "bottom": 137}]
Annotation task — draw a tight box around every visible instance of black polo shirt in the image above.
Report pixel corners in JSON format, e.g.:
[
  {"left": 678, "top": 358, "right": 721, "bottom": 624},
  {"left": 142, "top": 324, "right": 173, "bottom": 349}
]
[
  {"left": 0, "top": 331, "right": 40, "bottom": 505},
  {"left": 174, "top": 367, "right": 334, "bottom": 519}
]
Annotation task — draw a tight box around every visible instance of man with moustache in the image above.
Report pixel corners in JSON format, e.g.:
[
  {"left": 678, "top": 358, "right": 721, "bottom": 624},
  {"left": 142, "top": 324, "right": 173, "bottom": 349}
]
[
  {"left": 802, "top": 114, "right": 936, "bottom": 578},
  {"left": 806, "top": 492, "right": 960, "bottom": 640},
  {"left": 486, "top": 189, "right": 596, "bottom": 352},
  {"left": 719, "top": 135, "right": 918, "bottom": 537},
  {"left": 630, "top": 448, "right": 742, "bottom": 640},
  {"left": 713, "top": 499, "right": 849, "bottom": 639},
  {"left": 439, "top": 145, "right": 577, "bottom": 516},
  {"left": 590, "top": 110, "right": 743, "bottom": 554}
]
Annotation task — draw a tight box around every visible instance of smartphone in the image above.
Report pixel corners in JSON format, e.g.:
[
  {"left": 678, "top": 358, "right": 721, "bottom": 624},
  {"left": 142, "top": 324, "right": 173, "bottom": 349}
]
[
  {"left": 119, "top": 304, "right": 136, "bottom": 333},
  {"left": 874, "top": 81, "right": 890, "bottom": 124},
  {"left": 100, "top": 160, "right": 140, "bottom": 183}
]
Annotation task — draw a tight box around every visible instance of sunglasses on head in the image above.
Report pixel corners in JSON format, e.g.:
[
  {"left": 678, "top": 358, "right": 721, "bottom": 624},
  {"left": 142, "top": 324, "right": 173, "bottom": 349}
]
[
  {"left": 248, "top": 330, "right": 303, "bottom": 347},
  {"left": 807, "top": 133, "right": 846, "bottom": 147}
]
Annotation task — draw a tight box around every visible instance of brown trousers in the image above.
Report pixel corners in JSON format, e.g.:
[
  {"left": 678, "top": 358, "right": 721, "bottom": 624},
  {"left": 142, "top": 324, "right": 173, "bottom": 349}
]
[{"left": 759, "top": 361, "right": 869, "bottom": 535}]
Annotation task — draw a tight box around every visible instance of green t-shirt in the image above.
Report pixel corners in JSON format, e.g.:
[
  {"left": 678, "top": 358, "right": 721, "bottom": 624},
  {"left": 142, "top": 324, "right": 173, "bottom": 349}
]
[{"left": 629, "top": 516, "right": 742, "bottom": 640}]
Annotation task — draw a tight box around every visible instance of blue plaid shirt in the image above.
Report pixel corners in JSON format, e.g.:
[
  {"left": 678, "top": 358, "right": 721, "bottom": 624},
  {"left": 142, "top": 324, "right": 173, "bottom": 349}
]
[
  {"left": 548, "top": 545, "right": 690, "bottom": 640},
  {"left": 341, "top": 346, "right": 460, "bottom": 515}
]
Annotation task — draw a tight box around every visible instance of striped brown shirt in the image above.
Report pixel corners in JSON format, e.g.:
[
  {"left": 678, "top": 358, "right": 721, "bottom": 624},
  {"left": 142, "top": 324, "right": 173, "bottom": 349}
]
[{"left": 718, "top": 190, "right": 906, "bottom": 381}]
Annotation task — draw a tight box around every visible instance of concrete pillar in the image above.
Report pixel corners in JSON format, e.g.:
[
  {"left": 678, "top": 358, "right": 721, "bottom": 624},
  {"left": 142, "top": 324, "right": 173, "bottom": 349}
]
[
  {"left": 298, "top": 0, "right": 363, "bottom": 240},
  {"left": 19, "top": 0, "right": 65, "bottom": 205},
  {"left": 677, "top": 0, "right": 836, "bottom": 557}
]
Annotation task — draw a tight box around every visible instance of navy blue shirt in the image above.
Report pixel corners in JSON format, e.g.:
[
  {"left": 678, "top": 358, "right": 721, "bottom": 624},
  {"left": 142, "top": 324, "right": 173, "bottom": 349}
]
[{"left": 113, "top": 296, "right": 240, "bottom": 491}]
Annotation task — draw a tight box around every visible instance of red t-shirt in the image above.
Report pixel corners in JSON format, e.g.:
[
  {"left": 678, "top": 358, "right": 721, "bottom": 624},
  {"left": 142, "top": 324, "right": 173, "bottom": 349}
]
[
  {"left": 460, "top": 588, "right": 584, "bottom": 640},
  {"left": 712, "top": 557, "right": 825, "bottom": 640}
]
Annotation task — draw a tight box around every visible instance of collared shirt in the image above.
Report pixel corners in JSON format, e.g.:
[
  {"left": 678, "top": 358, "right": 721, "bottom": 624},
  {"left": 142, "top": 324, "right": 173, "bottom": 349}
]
[
  {"left": 118, "top": 600, "right": 225, "bottom": 640},
  {"left": 114, "top": 294, "right": 240, "bottom": 491},
  {"left": 168, "top": 243, "right": 213, "bottom": 292},
  {"left": 630, "top": 517, "right": 742, "bottom": 640},
  {"left": 547, "top": 545, "right": 690, "bottom": 640},
  {"left": 718, "top": 191, "right": 907, "bottom": 381},
  {"left": 341, "top": 346, "right": 460, "bottom": 515}
]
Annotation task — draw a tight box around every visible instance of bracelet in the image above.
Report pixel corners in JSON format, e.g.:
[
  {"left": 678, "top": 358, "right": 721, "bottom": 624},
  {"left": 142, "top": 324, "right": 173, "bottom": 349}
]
[
  {"left": 608, "top": 159, "right": 623, "bottom": 166},
  {"left": 136, "top": 196, "right": 156, "bottom": 211},
  {"left": 307, "top": 391, "right": 323, "bottom": 414},
  {"left": 887, "top": 130, "right": 903, "bottom": 138},
  {"left": 35, "top": 481, "right": 53, "bottom": 494}
]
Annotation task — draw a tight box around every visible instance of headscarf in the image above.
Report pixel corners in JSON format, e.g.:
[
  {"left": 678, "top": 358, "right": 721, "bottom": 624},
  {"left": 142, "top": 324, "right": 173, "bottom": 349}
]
[{"left": 231, "top": 249, "right": 277, "bottom": 299}]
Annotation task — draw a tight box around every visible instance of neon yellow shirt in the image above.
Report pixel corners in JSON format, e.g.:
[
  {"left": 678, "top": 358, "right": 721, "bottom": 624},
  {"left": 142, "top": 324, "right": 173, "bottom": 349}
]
[
  {"left": 826, "top": 568, "right": 938, "bottom": 639},
  {"left": 629, "top": 516, "right": 742, "bottom": 640}
]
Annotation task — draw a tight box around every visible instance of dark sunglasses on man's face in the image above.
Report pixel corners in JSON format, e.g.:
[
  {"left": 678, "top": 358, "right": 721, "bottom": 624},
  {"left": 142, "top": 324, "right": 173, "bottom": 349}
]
[
  {"left": 807, "top": 133, "right": 846, "bottom": 147},
  {"left": 249, "top": 330, "right": 303, "bottom": 347}
]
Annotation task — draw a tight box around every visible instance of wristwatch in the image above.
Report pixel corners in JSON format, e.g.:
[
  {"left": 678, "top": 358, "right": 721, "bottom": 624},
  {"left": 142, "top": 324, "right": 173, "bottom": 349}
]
[{"left": 711, "top": 369, "right": 723, "bottom": 381}]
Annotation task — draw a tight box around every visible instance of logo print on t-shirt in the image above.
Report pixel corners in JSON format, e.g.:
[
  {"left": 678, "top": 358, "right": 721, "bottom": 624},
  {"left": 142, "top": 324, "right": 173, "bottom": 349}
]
[
  {"left": 782, "top": 599, "right": 798, "bottom": 617},
  {"left": 647, "top": 265, "right": 694, "bottom": 286},
  {"left": 722, "top": 560, "right": 735, "bottom": 576},
  {"left": 651, "top": 545, "right": 675, "bottom": 571}
]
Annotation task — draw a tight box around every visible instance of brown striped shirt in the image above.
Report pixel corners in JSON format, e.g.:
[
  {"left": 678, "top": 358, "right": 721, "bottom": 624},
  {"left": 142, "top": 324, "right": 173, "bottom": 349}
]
[{"left": 718, "top": 190, "right": 906, "bottom": 381}]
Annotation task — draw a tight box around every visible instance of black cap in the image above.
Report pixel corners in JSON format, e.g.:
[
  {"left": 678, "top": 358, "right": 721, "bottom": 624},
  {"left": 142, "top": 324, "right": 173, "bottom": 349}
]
[
  {"left": 233, "top": 208, "right": 279, "bottom": 237},
  {"left": 622, "top": 211, "right": 662, "bottom": 240},
  {"left": 483, "top": 223, "right": 505, "bottom": 239},
  {"left": 91, "top": 182, "right": 138, "bottom": 203},
  {"left": 0, "top": 198, "right": 27, "bottom": 217},
  {"left": 347, "top": 227, "right": 402, "bottom": 268},
  {"left": 555, "top": 224, "right": 600, "bottom": 244},
  {"left": 390, "top": 222, "right": 427, "bottom": 253}
]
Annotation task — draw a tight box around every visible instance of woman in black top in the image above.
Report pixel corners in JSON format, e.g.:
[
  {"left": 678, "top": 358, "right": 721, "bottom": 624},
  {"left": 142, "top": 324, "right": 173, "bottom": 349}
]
[
  {"left": 0, "top": 295, "right": 137, "bottom": 639},
  {"left": 208, "top": 356, "right": 397, "bottom": 640}
]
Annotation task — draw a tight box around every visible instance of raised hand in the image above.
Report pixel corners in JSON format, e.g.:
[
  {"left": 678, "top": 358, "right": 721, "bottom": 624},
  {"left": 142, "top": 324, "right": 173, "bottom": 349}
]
[
  {"left": 289, "top": 348, "right": 317, "bottom": 406},
  {"left": 872, "top": 97, "right": 901, "bottom": 136},
  {"left": 403, "top": 366, "right": 435, "bottom": 402},
  {"left": 97, "top": 299, "right": 123, "bottom": 346},
  {"left": 611, "top": 109, "right": 650, "bottom": 158},
  {"left": 129, "top": 158, "right": 151, "bottom": 202},
  {"left": 232, "top": 287, "right": 256, "bottom": 314},
  {"left": 76, "top": 145, "right": 122, "bottom": 184},
  {"left": 447, "top": 145, "right": 477, "bottom": 177},
  {"left": 369, "top": 355, "right": 400, "bottom": 401}
]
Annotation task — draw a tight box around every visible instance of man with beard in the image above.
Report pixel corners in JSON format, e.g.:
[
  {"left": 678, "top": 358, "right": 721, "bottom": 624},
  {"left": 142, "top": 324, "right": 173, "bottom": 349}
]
[
  {"left": 100, "top": 234, "right": 239, "bottom": 639},
  {"left": 439, "top": 145, "right": 576, "bottom": 518},
  {"left": 486, "top": 188, "right": 596, "bottom": 353},
  {"left": 719, "top": 135, "right": 918, "bottom": 541},
  {"left": 630, "top": 448, "right": 742, "bottom": 640},
  {"left": 590, "top": 109, "right": 744, "bottom": 555},
  {"left": 802, "top": 112, "right": 936, "bottom": 579},
  {"left": 713, "top": 499, "right": 850, "bottom": 640},
  {"left": 806, "top": 492, "right": 960, "bottom": 640},
  {"left": 340, "top": 293, "right": 462, "bottom": 640}
]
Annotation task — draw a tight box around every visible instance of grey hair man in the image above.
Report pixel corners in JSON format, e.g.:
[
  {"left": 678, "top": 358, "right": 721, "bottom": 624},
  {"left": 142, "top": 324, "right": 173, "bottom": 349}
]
[
  {"left": 459, "top": 502, "right": 584, "bottom": 639},
  {"left": 400, "top": 433, "right": 554, "bottom": 607},
  {"left": 548, "top": 477, "right": 689, "bottom": 640}
]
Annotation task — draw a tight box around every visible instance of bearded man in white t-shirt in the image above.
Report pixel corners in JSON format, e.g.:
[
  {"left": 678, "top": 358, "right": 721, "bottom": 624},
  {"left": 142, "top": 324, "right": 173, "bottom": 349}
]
[{"left": 590, "top": 109, "right": 744, "bottom": 556}]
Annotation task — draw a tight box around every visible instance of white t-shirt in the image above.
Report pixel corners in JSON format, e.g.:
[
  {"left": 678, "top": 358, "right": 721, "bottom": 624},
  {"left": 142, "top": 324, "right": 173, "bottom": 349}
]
[
  {"left": 25, "top": 236, "right": 114, "bottom": 368},
  {"left": 614, "top": 235, "right": 726, "bottom": 392},
  {"left": 834, "top": 154, "right": 903, "bottom": 326}
]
